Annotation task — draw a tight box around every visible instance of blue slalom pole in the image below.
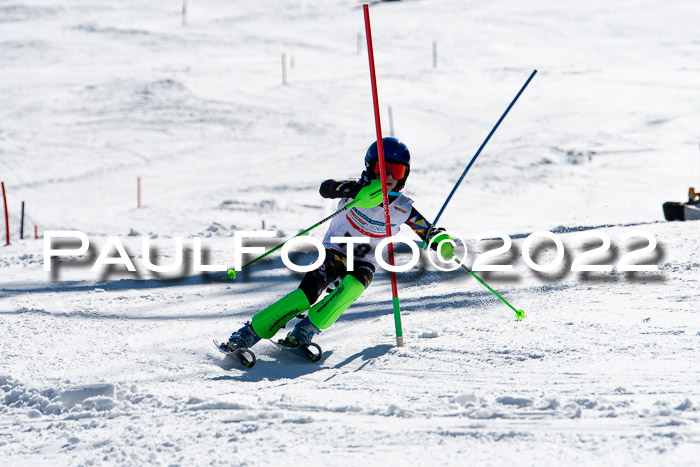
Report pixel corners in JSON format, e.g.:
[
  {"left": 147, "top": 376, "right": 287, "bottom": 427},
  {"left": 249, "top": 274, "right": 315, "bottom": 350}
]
[{"left": 426, "top": 70, "right": 537, "bottom": 237}]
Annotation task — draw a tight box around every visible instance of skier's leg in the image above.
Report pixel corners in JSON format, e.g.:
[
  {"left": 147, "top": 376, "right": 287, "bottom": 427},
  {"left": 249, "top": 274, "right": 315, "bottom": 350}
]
[
  {"left": 250, "top": 288, "right": 311, "bottom": 339},
  {"left": 279, "top": 250, "right": 361, "bottom": 346},
  {"left": 296, "top": 249, "right": 347, "bottom": 304},
  {"left": 306, "top": 275, "right": 364, "bottom": 330},
  {"left": 225, "top": 288, "right": 310, "bottom": 350},
  {"left": 248, "top": 249, "right": 345, "bottom": 341},
  {"left": 306, "top": 260, "right": 375, "bottom": 330}
]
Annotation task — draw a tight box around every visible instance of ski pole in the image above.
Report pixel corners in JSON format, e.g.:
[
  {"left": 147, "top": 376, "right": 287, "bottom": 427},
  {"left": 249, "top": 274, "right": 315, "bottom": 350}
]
[
  {"left": 224, "top": 206, "right": 346, "bottom": 280},
  {"left": 452, "top": 256, "right": 525, "bottom": 320},
  {"left": 224, "top": 190, "right": 401, "bottom": 280},
  {"left": 421, "top": 69, "right": 537, "bottom": 247}
]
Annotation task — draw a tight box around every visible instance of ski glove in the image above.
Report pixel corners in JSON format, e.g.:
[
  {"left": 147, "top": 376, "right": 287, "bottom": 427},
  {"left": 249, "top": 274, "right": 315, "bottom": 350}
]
[
  {"left": 346, "top": 179, "right": 384, "bottom": 209},
  {"left": 319, "top": 179, "right": 363, "bottom": 199},
  {"left": 335, "top": 181, "right": 362, "bottom": 199},
  {"left": 428, "top": 227, "right": 454, "bottom": 260}
]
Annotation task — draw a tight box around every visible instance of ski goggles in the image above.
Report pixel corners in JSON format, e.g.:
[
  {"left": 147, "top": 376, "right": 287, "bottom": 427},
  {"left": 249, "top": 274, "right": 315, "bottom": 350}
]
[{"left": 373, "top": 161, "right": 407, "bottom": 179}]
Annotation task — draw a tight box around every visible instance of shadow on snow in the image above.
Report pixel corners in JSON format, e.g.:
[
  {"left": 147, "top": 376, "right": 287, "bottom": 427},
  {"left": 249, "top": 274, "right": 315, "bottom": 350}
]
[{"left": 208, "top": 344, "right": 394, "bottom": 382}]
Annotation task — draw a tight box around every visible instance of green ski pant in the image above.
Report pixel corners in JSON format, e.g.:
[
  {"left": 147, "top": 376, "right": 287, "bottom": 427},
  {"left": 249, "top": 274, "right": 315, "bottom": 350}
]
[
  {"left": 251, "top": 288, "right": 310, "bottom": 339},
  {"left": 308, "top": 275, "right": 365, "bottom": 330},
  {"left": 250, "top": 275, "right": 366, "bottom": 339}
]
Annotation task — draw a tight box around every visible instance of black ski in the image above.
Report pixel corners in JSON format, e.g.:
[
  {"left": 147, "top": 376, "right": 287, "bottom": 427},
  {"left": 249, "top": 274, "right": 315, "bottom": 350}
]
[
  {"left": 213, "top": 340, "right": 256, "bottom": 368},
  {"left": 276, "top": 339, "right": 323, "bottom": 362}
]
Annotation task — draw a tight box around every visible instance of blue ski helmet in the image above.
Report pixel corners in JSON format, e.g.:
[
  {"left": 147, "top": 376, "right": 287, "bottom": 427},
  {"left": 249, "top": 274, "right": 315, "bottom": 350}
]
[{"left": 363, "top": 137, "right": 411, "bottom": 191}]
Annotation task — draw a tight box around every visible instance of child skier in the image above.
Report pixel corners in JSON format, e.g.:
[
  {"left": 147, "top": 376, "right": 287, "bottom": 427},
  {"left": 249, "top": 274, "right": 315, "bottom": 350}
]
[{"left": 220, "top": 137, "right": 454, "bottom": 357}]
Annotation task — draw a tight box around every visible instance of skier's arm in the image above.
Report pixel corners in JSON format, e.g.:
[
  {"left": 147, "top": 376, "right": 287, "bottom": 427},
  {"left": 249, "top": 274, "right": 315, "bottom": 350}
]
[
  {"left": 319, "top": 179, "right": 363, "bottom": 199},
  {"left": 406, "top": 207, "right": 454, "bottom": 259},
  {"left": 405, "top": 207, "right": 433, "bottom": 242}
]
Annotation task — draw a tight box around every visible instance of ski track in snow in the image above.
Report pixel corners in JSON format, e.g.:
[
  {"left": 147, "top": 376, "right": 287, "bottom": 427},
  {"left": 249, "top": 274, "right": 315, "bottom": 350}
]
[{"left": 2, "top": 0, "right": 700, "bottom": 465}]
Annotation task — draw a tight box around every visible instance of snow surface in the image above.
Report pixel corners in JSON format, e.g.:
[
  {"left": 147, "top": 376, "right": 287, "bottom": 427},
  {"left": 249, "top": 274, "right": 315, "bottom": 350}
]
[{"left": 1, "top": 0, "right": 700, "bottom": 465}]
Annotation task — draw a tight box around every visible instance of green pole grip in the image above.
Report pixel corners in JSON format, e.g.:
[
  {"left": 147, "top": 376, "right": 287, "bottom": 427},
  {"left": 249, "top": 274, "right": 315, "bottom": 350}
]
[{"left": 392, "top": 295, "right": 403, "bottom": 339}]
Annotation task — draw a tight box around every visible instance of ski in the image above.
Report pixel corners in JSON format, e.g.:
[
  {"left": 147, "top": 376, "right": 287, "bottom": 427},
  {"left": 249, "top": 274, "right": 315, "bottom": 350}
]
[
  {"left": 213, "top": 340, "right": 256, "bottom": 368},
  {"left": 276, "top": 339, "right": 323, "bottom": 363}
]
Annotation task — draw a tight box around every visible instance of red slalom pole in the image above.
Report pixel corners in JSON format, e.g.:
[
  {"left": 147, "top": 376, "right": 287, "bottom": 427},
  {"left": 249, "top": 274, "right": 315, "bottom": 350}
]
[
  {"left": 1, "top": 181, "right": 9, "bottom": 245},
  {"left": 363, "top": 4, "right": 404, "bottom": 347}
]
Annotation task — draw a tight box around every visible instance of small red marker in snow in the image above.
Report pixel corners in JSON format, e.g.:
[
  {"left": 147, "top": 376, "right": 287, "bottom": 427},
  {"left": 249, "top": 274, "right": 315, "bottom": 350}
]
[
  {"left": 1, "top": 181, "right": 9, "bottom": 245},
  {"left": 137, "top": 176, "right": 142, "bottom": 208}
]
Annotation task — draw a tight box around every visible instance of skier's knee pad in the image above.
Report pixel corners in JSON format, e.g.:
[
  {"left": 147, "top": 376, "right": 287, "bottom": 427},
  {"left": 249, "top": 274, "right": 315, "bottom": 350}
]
[
  {"left": 251, "top": 288, "right": 311, "bottom": 339},
  {"left": 308, "top": 275, "right": 365, "bottom": 330}
]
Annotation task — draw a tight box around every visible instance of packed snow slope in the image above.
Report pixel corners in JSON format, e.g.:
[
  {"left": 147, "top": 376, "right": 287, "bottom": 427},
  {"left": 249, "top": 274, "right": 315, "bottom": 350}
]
[{"left": 1, "top": 0, "right": 699, "bottom": 465}]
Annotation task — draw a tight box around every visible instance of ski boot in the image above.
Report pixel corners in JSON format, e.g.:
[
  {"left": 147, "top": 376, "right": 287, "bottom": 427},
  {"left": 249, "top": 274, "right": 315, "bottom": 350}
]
[
  {"left": 226, "top": 322, "right": 261, "bottom": 349},
  {"left": 215, "top": 322, "right": 260, "bottom": 368},
  {"left": 278, "top": 317, "right": 322, "bottom": 362}
]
